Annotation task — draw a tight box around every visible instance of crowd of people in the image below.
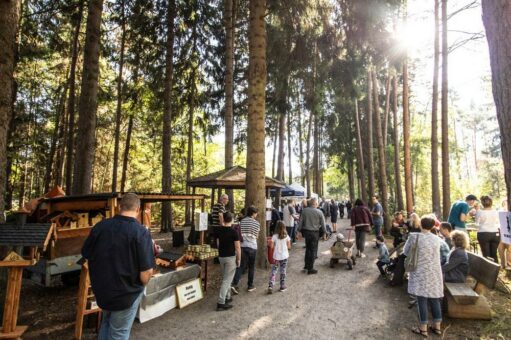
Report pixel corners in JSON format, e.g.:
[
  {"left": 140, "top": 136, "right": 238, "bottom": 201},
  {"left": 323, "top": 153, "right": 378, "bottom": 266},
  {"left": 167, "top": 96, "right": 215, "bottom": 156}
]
[{"left": 78, "top": 191, "right": 509, "bottom": 338}]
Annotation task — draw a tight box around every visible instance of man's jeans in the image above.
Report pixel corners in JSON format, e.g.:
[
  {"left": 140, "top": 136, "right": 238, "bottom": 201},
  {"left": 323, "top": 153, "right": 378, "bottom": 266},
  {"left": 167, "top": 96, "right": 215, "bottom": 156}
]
[
  {"left": 302, "top": 230, "right": 319, "bottom": 270},
  {"left": 374, "top": 222, "right": 382, "bottom": 237},
  {"left": 232, "top": 247, "right": 256, "bottom": 288},
  {"left": 219, "top": 256, "right": 237, "bottom": 304},
  {"left": 286, "top": 226, "right": 296, "bottom": 243},
  {"left": 98, "top": 292, "right": 143, "bottom": 340},
  {"left": 416, "top": 296, "right": 442, "bottom": 325}
]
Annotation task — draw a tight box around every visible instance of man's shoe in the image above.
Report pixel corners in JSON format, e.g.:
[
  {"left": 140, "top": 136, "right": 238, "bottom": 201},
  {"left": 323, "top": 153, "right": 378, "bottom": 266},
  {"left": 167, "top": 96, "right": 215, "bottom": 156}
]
[
  {"left": 225, "top": 297, "right": 233, "bottom": 303},
  {"left": 360, "top": 253, "right": 367, "bottom": 258},
  {"left": 307, "top": 269, "right": 318, "bottom": 275},
  {"left": 279, "top": 286, "right": 287, "bottom": 292},
  {"left": 267, "top": 287, "right": 273, "bottom": 294},
  {"left": 216, "top": 303, "right": 233, "bottom": 311},
  {"left": 230, "top": 286, "right": 239, "bottom": 295},
  {"left": 247, "top": 286, "right": 256, "bottom": 292}
]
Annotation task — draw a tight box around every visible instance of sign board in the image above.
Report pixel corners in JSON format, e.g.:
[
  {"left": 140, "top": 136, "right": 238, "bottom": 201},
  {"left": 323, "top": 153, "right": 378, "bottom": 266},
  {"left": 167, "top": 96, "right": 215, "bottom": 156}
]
[
  {"left": 176, "top": 278, "right": 204, "bottom": 308},
  {"left": 266, "top": 210, "right": 272, "bottom": 221},
  {"left": 266, "top": 199, "right": 272, "bottom": 209},
  {"left": 195, "top": 212, "right": 208, "bottom": 231},
  {"left": 499, "top": 212, "right": 511, "bottom": 245}
]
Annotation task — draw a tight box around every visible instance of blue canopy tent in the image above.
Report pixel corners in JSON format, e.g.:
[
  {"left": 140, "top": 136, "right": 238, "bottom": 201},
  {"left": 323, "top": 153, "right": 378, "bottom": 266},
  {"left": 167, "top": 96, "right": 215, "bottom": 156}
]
[{"left": 270, "top": 183, "right": 306, "bottom": 198}]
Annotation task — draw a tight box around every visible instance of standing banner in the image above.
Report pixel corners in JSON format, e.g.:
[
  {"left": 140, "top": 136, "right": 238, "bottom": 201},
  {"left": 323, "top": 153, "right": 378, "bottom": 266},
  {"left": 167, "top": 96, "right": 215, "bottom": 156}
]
[{"left": 499, "top": 212, "right": 511, "bottom": 245}]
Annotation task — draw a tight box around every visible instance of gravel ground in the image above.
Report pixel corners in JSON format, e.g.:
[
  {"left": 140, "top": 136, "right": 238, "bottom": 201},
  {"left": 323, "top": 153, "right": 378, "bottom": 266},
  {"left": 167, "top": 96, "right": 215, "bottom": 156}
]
[{"left": 19, "top": 218, "right": 501, "bottom": 339}]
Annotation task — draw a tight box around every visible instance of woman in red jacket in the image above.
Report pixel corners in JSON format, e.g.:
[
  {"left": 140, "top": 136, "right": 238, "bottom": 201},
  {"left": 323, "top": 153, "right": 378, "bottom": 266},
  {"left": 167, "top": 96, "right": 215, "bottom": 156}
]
[{"left": 350, "top": 199, "right": 373, "bottom": 258}]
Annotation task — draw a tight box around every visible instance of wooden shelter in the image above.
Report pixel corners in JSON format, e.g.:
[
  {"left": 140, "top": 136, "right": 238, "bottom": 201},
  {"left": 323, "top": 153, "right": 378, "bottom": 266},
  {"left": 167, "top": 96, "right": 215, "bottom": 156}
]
[
  {"left": 187, "top": 165, "right": 285, "bottom": 205},
  {"left": 0, "top": 220, "right": 55, "bottom": 339}
]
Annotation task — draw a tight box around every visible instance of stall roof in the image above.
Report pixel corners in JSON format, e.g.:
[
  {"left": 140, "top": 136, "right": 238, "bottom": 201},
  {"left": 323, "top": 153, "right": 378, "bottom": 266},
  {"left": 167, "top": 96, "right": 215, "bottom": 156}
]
[
  {"left": 43, "top": 192, "right": 208, "bottom": 203},
  {"left": 187, "top": 165, "right": 286, "bottom": 189},
  {"left": 0, "top": 223, "right": 53, "bottom": 248}
]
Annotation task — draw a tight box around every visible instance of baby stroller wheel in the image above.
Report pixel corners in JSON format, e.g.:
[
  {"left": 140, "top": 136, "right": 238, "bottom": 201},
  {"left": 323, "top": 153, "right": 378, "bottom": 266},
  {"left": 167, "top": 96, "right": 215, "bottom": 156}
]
[
  {"left": 351, "top": 255, "right": 356, "bottom": 265},
  {"left": 347, "top": 259, "right": 353, "bottom": 270}
]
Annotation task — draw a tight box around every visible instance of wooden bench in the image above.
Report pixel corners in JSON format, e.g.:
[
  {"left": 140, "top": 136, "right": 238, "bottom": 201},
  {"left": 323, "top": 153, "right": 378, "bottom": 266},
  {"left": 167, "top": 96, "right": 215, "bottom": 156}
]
[{"left": 445, "top": 252, "right": 500, "bottom": 320}]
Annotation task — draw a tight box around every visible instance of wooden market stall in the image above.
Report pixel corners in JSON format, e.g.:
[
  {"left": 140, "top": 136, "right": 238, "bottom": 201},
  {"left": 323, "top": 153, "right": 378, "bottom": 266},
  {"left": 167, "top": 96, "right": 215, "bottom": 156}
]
[
  {"left": 28, "top": 192, "right": 207, "bottom": 286},
  {"left": 0, "top": 219, "right": 55, "bottom": 339}
]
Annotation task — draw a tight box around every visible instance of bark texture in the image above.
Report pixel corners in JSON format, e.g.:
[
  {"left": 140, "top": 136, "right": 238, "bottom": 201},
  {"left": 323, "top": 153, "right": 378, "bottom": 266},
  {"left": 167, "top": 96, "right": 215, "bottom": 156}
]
[
  {"left": 224, "top": 0, "right": 235, "bottom": 211},
  {"left": 441, "top": 0, "right": 451, "bottom": 219},
  {"left": 481, "top": 0, "right": 511, "bottom": 210},
  {"left": 245, "top": 0, "right": 267, "bottom": 268},
  {"left": 72, "top": 0, "right": 104, "bottom": 195},
  {"left": 403, "top": 60, "right": 413, "bottom": 214},
  {"left": 0, "top": 0, "right": 21, "bottom": 220},
  {"left": 162, "top": 0, "right": 176, "bottom": 232},
  {"left": 354, "top": 100, "right": 367, "bottom": 203},
  {"left": 392, "top": 75, "right": 404, "bottom": 211},
  {"left": 366, "top": 70, "right": 375, "bottom": 201},
  {"left": 431, "top": 0, "right": 441, "bottom": 217}
]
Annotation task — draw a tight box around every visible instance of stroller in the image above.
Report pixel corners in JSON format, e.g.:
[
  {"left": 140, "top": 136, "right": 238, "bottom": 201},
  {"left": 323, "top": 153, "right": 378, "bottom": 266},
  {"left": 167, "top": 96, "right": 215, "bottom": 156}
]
[{"left": 329, "top": 229, "right": 356, "bottom": 270}]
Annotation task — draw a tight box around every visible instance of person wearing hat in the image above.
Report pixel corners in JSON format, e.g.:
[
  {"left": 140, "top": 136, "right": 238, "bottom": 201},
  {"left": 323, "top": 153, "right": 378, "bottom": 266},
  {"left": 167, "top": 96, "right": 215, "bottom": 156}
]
[{"left": 447, "top": 194, "right": 478, "bottom": 232}]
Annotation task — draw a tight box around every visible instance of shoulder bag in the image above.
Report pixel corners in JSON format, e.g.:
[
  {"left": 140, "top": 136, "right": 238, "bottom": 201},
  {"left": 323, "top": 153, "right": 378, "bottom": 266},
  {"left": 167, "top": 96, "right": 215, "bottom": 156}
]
[{"left": 404, "top": 234, "right": 419, "bottom": 272}]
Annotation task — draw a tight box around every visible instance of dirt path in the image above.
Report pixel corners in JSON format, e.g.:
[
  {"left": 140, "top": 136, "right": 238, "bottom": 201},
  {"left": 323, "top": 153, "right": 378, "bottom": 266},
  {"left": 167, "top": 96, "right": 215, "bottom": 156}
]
[
  {"left": 130, "top": 219, "right": 417, "bottom": 340},
  {"left": 19, "top": 218, "right": 504, "bottom": 339}
]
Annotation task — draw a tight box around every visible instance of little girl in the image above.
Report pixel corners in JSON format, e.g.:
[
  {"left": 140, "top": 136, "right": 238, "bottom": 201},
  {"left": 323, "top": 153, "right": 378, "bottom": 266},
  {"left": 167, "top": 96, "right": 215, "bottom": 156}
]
[{"left": 268, "top": 221, "right": 291, "bottom": 294}]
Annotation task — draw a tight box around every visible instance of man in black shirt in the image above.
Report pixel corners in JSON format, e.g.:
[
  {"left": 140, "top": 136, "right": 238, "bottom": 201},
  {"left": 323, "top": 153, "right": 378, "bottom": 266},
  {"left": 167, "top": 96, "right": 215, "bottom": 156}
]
[{"left": 82, "top": 193, "right": 155, "bottom": 340}]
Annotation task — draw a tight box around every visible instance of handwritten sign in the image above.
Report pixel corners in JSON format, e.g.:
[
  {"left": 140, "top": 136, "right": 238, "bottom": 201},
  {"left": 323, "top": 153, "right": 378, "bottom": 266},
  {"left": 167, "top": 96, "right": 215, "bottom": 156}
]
[
  {"left": 195, "top": 212, "right": 208, "bottom": 231},
  {"left": 499, "top": 212, "right": 511, "bottom": 245},
  {"left": 176, "top": 278, "right": 203, "bottom": 308}
]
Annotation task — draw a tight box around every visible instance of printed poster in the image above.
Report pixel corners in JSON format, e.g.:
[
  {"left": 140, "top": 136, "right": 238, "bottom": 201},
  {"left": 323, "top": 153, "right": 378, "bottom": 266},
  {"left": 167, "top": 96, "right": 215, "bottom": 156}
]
[{"left": 499, "top": 212, "right": 511, "bottom": 245}]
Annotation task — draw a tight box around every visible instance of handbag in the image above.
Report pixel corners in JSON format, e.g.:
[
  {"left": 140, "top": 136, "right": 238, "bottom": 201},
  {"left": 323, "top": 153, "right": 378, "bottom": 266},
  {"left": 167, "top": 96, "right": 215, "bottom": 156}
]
[
  {"left": 318, "top": 225, "right": 326, "bottom": 238},
  {"left": 404, "top": 234, "right": 419, "bottom": 272}
]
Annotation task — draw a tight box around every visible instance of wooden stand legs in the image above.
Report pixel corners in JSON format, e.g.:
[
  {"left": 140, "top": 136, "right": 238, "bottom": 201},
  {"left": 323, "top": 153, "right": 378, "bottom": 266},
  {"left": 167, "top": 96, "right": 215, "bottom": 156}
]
[{"left": 0, "top": 267, "right": 28, "bottom": 339}]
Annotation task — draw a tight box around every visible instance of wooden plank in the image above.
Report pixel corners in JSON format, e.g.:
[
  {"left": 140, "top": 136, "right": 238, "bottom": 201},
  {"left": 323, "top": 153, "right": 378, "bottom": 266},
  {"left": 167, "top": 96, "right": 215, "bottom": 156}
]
[
  {"left": 49, "top": 200, "right": 109, "bottom": 213},
  {"left": 2, "top": 269, "right": 16, "bottom": 333},
  {"left": 57, "top": 227, "right": 92, "bottom": 239},
  {"left": 9, "top": 268, "right": 23, "bottom": 331},
  {"left": 75, "top": 264, "right": 89, "bottom": 340},
  {"left": 0, "top": 325, "right": 28, "bottom": 339},
  {"left": 444, "top": 282, "right": 479, "bottom": 305},
  {"left": 42, "top": 223, "right": 56, "bottom": 251},
  {"left": 467, "top": 252, "right": 500, "bottom": 289},
  {"left": 446, "top": 294, "right": 492, "bottom": 320},
  {"left": 0, "top": 260, "right": 34, "bottom": 267}
]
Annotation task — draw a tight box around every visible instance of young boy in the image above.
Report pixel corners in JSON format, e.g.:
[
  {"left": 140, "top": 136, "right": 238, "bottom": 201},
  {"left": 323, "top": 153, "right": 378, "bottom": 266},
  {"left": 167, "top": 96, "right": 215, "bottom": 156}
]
[
  {"left": 376, "top": 236, "right": 390, "bottom": 276},
  {"left": 440, "top": 222, "right": 453, "bottom": 249}
]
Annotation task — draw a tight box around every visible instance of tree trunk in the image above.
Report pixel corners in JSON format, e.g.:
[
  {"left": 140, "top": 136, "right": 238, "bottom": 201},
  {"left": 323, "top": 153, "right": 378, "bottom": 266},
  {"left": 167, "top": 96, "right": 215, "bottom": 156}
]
[
  {"left": 348, "top": 160, "right": 355, "bottom": 202},
  {"left": 372, "top": 71, "right": 390, "bottom": 232},
  {"left": 245, "top": 0, "right": 267, "bottom": 268},
  {"left": 112, "top": 0, "right": 127, "bottom": 192},
  {"left": 120, "top": 114, "right": 133, "bottom": 192},
  {"left": 383, "top": 76, "right": 391, "bottom": 148},
  {"left": 65, "top": 0, "right": 85, "bottom": 193},
  {"left": 0, "top": 0, "right": 21, "bottom": 220},
  {"left": 287, "top": 111, "right": 292, "bottom": 184},
  {"left": 44, "top": 82, "right": 68, "bottom": 193},
  {"left": 277, "top": 112, "right": 285, "bottom": 181},
  {"left": 224, "top": 0, "right": 235, "bottom": 211},
  {"left": 366, "top": 70, "right": 375, "bottom": 202},
  {"left": 441, "top": 0, "right": 450, "bottom": 219},
  {"left": 312, "top": 57, "right": 320, "bottom": 196},
  {"left": 481, "top": 0, "right": 511, "bottom": 211},
  {"left": 271, "top": 124, "right": 277, "bottom": 178},
  {"left": 403, "top": 60, "right": 413, "bottom": 214},
  {"left": 354, "top": 100, "right": 367, "bottom": 203},
  {"left": 162, "top": 0, "right": 176, "bottom": 232},
  {"left": 431, "top": 0, "right": 441, "bottom": 217},
  {"left": 72, "top": 0, "right": 104, "bottom": 195},
  {"left": 305, "top": 112, "right": 312, "bottom": 197},
  {"left": 392, "top": 75, "right": 404, "bottom": 211},
  {"left": 298, "top": 108, "right": 304, "bottom": 186}
]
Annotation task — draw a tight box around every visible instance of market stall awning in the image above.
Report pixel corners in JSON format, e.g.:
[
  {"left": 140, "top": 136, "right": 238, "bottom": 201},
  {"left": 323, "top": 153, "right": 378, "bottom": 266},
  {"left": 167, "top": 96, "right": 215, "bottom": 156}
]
[
  {"left": 270, "top": 183, "right": 306, "bottom": 198},
  {"left": 187, "top": 165, "right": 285, "bottom": 190}
]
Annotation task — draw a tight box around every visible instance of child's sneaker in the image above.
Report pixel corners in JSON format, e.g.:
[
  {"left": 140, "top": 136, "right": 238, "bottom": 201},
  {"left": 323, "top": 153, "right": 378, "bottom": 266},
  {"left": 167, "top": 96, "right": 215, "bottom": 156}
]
[
  {"left": 279, "top": 286, "right": 287, "bottom": 292},
  {"left": 247, "top": 286, "right": 256, "bottom": 292},
  {"left": 267, "top": 287, "right": 273, "bottom": 294}
]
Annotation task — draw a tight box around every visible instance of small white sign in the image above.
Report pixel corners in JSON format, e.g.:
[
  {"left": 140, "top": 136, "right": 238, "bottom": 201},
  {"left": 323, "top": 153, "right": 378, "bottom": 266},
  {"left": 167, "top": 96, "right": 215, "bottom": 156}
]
[
  {"left": 499, "top": 212, "right": 511, "bottom": 245},
  {"left": 266, "top": 210, "right": 272, "bottom": 221},
  {"left": 176, "top": 278, "right": 203, "bottom": 308},
  {"left": 266, "top": 199, "right": 273, "bottom": 209},
  {"left": 195, "top": 212, "right": 208, "bottom": 231}
]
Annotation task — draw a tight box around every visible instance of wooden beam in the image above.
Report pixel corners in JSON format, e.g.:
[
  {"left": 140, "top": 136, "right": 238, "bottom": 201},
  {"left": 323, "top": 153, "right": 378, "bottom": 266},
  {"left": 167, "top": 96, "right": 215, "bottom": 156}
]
[{"left": 0, "top": 326, "right": 28, "bottom": 339}]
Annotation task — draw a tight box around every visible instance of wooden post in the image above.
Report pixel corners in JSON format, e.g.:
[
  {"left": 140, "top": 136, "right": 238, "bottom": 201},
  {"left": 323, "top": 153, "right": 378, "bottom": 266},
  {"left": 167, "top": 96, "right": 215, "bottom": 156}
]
[
  {"left": 211, "top": 189, "right": 215, "bottom": 209},
  {"left": 0, "top": 267, "right": 27, "bottom": 338},
  {"left": 75, "top": 262, "right": 101, "bottom": 340}
]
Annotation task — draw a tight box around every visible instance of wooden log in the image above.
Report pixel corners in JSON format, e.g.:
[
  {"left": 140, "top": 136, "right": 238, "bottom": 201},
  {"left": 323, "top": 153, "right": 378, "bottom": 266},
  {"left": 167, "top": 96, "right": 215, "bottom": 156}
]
[
  {"left": 446, "top": 294, "right": 492, "bottom": 320},
  {"left": 444, "top": 282, "right": 479, "bottom": 305}
]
